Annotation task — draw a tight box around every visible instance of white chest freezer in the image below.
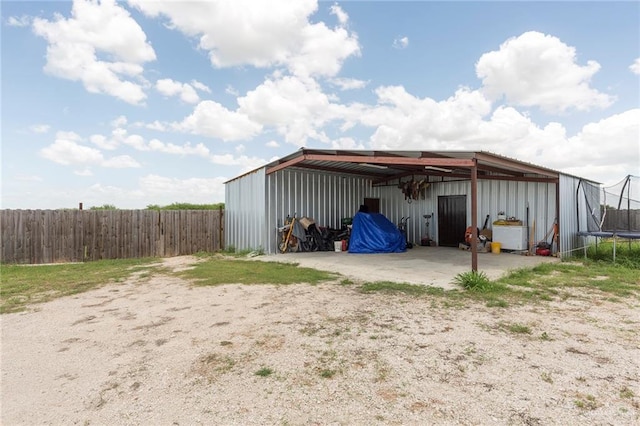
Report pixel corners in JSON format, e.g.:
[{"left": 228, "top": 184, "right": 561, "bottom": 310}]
[{"left": 493, "top": 225, "right": 527, "bottom": 250}]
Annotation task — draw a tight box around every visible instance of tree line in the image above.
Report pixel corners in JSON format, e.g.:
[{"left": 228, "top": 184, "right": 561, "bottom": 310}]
[{"left": 88, "top": 202, "right": 224, "bottom": 210}]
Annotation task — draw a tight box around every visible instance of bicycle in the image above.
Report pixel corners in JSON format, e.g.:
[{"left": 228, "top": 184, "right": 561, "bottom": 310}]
[{"left": 278, "top": 213, "right": 300, "bottom": 253}]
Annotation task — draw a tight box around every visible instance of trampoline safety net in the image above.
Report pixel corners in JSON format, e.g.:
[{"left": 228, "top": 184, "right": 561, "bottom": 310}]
[{"left": 600, "top": 175, "right": 639, "bottom": 234}]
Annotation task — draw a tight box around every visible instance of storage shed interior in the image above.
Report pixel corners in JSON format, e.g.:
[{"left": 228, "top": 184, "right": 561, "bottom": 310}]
[{"left": 225, "top": 149, "right": 597, "bottom": 262}]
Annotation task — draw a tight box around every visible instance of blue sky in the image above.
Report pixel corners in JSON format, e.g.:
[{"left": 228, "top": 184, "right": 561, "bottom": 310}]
[{"left": 2, "top": 0, "right": 639, "bottom": 209}]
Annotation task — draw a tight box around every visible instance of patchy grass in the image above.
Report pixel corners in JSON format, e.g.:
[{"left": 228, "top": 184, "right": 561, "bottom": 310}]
[
  {"left": 255, "top": 367, "right": 274, "bottom": 377},
  {"left": 620, "top": 386, "right": 635, "bottom": 399},
  {"left": 359, "top": 258, "right": 638, "bottom": 307},
  {"left": 574, "top": 393, "right": 600, "bottom": 410},
  {"left": 540, "top": 332, "right": 553, "bottom": 341},
  {"left": 0, "top": 258, "right": 160, "bottom": 314},
  {"left": 320, "top": 369, "right": 336, "bottom": 379},
  {"left": 496, "top": 260, "right": 640, "bottom": 302},
  {"left": 504, "top": 323, "right": 532, "bottom": 334},
  {"left": 176, "top": 256, "right": 338, "bottom": 286},
  {"left": 4, "top": 248, "right": 638, "bottom": 315},
  {"left": 218, "top": 246, "right": 265, "bottom": 258},
  {"left": 360, "top": 281, "right": 446, "bottom": 297}
]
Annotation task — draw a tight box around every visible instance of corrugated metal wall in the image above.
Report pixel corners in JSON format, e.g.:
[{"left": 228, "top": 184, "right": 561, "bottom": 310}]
[
  {"left": 374, "top": 179, "right": 557, "bottom": 251},
  {"left": 265, "top": 168, "right": 374, "bottom": 253},
  {"left": 225, "top": 168, "right": 267, "bottom": 251},
  {"left": 558, "top": 174, "right": 600, "bottom": 258},
  {"left": 226, "top": 167, "right": 589, "bottom": 256}
]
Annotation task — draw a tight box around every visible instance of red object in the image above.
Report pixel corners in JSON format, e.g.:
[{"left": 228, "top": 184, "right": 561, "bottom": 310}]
[
  {"left": 536, "top": 247, "right": 551, "bottom": 256},
  {"left": 341, "top": 239, "right": 347, "bottom": 251}
]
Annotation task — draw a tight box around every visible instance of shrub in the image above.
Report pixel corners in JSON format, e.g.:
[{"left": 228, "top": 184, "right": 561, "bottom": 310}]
[{"left": 454, "top": 270, "right": 493, "bottom": 292}]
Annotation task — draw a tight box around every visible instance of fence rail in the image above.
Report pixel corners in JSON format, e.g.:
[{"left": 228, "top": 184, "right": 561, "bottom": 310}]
[{"left": 1, "top": 209, "right": 224, "bottom": 264}]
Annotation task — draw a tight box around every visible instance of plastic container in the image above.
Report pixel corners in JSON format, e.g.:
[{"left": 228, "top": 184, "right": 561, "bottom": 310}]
[
  {"left": 334, "top": 241, "right": 342, "bottom": 252},
  {"left": 491, "top": 242, "right": 501, "bottom": 254}
]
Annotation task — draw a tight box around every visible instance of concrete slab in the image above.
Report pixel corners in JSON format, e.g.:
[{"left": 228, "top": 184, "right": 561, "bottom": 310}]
[{"left": 260, "top": 246, "right": 559, "bottom": 290}]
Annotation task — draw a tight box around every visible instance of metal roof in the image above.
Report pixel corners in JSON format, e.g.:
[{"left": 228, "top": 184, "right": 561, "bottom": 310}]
[{"left": 226, "top": 148, "right": 576, "bottom": 184}]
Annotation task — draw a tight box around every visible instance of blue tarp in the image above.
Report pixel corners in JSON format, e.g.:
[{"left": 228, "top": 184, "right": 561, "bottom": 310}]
[{"left": 348, "top": 212, "right": 406, "bottom": 253}]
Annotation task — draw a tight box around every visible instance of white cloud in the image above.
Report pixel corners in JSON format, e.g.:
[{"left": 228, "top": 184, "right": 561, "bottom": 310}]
[
  {"left": 173, "top": 100, "right": 262, "bottom": 141},
  {"left": 330, "top": 3, "right": 349, "bottom": 26},
  {"left": 350, "top": 77, "right": 637, "bottom": 186},
  {"left": 90, "top": 134, "right": 118, "bottom": 150},
  {"left": 331, "top": 137, "right": 364, "bottom": 150},
  {"left": 40, "top": 131, "right": 140, "bottom": 169},
  {"left": 476, "top": 31, "right": 614, "bottom": 113},
  {"left": 32, "top": 0, "right": 155, "bottom": 105},
  {"left": 111, "top": 115, "right": 127, "bottom": 127},
  {"left": 266, "top": 140, "right": 280, "bottom": 148},
  {"left": 74, "top": 168, "right": 93, "bottom": 176},
  {"left": 630, "top": 58, "right": 640, "bottom": 75},
  {"left": 358, "top": 86, "right": 493, "bottom": 149},
  {"left": 562, "top": 109, "right": 640, "bottom": 183},
  {"left": 56, "top": 130, "right": 82, "bottom": 142},
  {"left": 128, "top": 0, "right": 314, "bottom": 67},
  {"left": 128, "top": 0, "right": 359, "bottom": 78},
  {"left": 139, "top": 174, "right": 226, "bottom": 203},
  {"left": 156, "top": 78, "right": 200, "bottom": 104},
  {"left": 7, "top": 15, "right": 31, "bottom": 27},
  {"left": 148, "top": 139, "right": 211, "bottom": 157},
  {"left": 40, "top": 138, "right": 104, "bottom": 166},
  {"left": 122, "top": 134, "right": 148, "bottom": 151},
  {"left": 330, "top": 77, "right": 369, "bottom": 91},
  {"left": 30, "top": 124, "right": 51, "bottom": 134},
  {"left": 145, "top": 120, "right": 167, "bottom": 131},
  {"left": 90, "top": 126, "right": 213, "bottom": 157},
  {"left": 191, "top": 80, "right": 211, "bottom": 93},
  {"left": 239, "top": 75, "right": 338, "bottom": 145},
  {"left": 393, "top": 36, "right": 409, "bottom": 49},
  {"left": 209, "top": 154, "right": 268, "bottom": 172},
  {"left": 101, "top": 155, "right": 141, "bottom": 168},
  {"left": 288, "top": 22, "right": 360, "bottom": 77},
  {"left": 225, "top": 85, "right": 239, "bottom": 96}
]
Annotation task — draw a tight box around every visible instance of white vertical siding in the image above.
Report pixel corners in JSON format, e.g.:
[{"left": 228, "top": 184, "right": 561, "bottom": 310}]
[
  {"left": 558, "top": 174, "right": 600, "bottom": 258},
  {"left": 264, "top": 168, "right": 374, "bottom": 253},
  {"left": 225, "top": 168, "right": 267, "bottom": 251},
  {"left": 374, "top": 179, "right": 556, "bottom": 249}
]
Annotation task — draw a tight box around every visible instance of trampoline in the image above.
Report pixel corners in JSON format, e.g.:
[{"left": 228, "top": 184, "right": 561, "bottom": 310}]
[{"left": 576, "top": 175, "right": 640, "bottom": 261}]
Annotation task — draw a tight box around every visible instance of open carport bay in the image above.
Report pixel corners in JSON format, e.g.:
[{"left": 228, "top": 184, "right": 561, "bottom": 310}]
[{"left": 261, "top": 246, "right": 559, "bottom": 290}]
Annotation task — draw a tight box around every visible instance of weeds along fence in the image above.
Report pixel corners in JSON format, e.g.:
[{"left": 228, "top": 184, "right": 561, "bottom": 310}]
[{"left": 1, "top": 209, "right": 224, "bottom": 264}]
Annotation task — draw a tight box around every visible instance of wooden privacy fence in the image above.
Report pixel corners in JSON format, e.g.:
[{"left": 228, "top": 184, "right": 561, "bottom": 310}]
[
  {"left": 602, "top": 209, "right": 640, "bottom": 232},
  {"left": 1, "top": 209, "right": 224, "bottom": 264}
]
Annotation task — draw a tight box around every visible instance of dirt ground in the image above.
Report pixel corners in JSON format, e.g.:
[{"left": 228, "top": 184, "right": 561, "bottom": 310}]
[{"left": 1, "top": 256, "right": 639, "bottom": 425}]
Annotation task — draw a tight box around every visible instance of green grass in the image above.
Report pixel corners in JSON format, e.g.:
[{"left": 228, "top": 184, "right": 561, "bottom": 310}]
[
  {"left": 0, "top": 258, "right": 160, "bottom": 314},
  {"left": 360, "top": 281, "right": 445, "bottom": 296},
  {"left": 496, "top": 260, "right": 640, "bottom": 302},
  {"left": 360, "top": 256, "right": 638, "bottom": 306},
  {"left": 453, "top": 270, "right": 505, "bottom": 293},
  {"left": 255, "top": 367, "right": 274, "bottom": 377},
  {"left": 176, "top": 256, "right": 338, "bottom": 286},
  {"left": 320, "top": 369, "right": 336, "bottom": 378},
  {"left": 505, "top": 322, "right": 532, "bottom": 334},
  {"left": 220, "top": 246, "right": 265, "bottom": 257},
  {"left": 584, "top": 240, "right": 640, "bottom": 268},
  {"left": 4, "top": 245, "right": 638, "bottom": 314}
]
